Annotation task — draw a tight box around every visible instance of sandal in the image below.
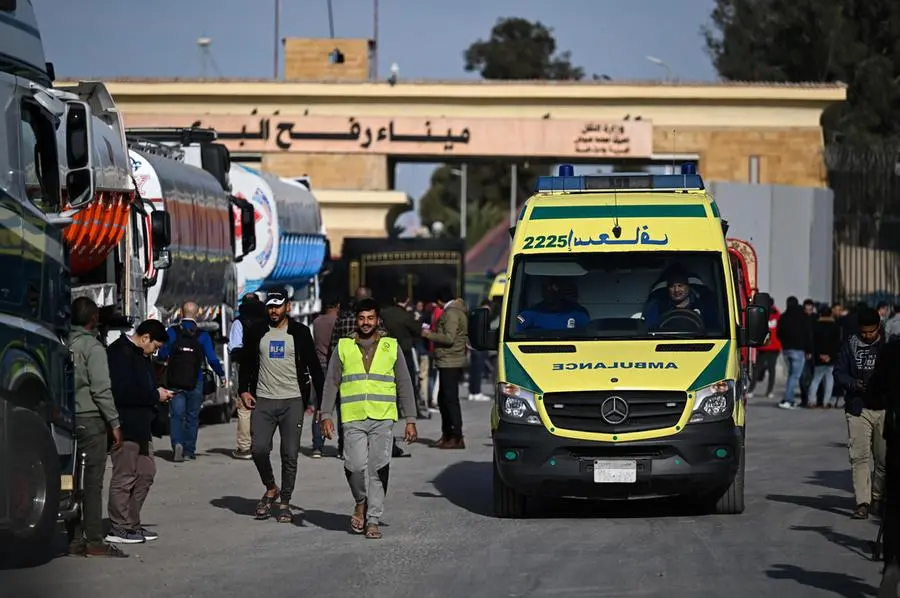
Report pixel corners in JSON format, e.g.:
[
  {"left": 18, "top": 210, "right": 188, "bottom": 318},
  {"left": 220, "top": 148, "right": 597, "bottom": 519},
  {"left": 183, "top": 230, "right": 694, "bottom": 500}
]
[
  {"left": 364, "top": 523, "right": 382, "bottom": 540},
  {"left": 255, "top": 489, "right": 280, "bottom": 519},
  {"left": 350, "top": 502, "right": 366, "bottom": 534},
  {"left": 275, "top": 504, "right": 293, "bottom": 524}
]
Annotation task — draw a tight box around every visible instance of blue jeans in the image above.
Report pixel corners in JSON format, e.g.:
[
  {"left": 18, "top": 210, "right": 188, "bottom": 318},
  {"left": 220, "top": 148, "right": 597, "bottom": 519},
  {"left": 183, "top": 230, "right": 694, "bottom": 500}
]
[
  {"left": 809, "top": 364, "right": 836, "bottom": 406},
  {"left": 782, "top": 349, "right": 806, "bottom": 405},
  {"left": 170, "top": 380, "right": 204, "bottom": 456},
  {"left": 311, "top": 410, "right": 324, "bottom": 451}
]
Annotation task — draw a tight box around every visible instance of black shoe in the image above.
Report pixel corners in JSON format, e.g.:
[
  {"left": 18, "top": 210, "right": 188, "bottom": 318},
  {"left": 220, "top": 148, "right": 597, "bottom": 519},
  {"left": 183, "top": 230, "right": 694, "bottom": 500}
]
[{"left": 392, "top": 444, "right": 407, "bottom": 458}]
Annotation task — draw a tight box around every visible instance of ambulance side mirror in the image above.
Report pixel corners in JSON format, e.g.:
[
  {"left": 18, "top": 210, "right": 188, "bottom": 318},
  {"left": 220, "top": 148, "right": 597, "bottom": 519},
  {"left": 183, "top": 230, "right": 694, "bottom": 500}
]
[
  {"left": 469, "top": 306, "right": 497, "bottom": 351},
  {"left": 742, "top": 292, "right": 771, "bottom": 347}
]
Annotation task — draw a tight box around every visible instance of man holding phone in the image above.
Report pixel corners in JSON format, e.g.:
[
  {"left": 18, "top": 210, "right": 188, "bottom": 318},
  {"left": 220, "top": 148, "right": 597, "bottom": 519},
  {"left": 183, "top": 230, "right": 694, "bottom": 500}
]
[
  {"left": 834, "top": 306, "right": 886, "bottom": 520},
  {"left": 105, "top": 319, "right": 173, "bottom": 545}
]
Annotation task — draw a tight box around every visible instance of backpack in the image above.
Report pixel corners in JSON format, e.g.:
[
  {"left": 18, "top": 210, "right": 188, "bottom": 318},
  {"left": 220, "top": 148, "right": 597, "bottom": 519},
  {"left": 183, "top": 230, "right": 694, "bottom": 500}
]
[{"left": 166, "top": 325, "right": 206, "bottom": 391}]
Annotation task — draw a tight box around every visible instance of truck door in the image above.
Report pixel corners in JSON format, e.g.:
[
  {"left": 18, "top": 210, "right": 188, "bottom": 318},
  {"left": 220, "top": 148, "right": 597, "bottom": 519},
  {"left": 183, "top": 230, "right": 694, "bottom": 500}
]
[{"left": 0, "top": 73, "right": 24, "bottom": 314}]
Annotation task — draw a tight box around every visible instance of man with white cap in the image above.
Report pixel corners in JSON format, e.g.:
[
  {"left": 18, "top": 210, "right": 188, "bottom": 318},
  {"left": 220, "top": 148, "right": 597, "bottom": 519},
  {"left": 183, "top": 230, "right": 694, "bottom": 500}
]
[{"left": 238, "top": 287, "right": 324, "bottom": 524}]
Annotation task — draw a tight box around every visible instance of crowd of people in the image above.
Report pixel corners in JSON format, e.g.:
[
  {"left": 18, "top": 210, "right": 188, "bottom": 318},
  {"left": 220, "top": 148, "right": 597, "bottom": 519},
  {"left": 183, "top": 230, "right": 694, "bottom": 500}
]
[
  {"left": 747, "top": 294, "right": 900, "bottom": 595},
  {"left": 65, "top": 283, "right": 487, "bottom": 556}
]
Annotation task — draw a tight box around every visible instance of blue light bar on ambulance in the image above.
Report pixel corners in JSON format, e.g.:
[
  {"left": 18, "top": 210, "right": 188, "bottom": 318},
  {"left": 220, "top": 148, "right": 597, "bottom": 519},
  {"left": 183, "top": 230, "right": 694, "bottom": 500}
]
[{"left": 536, "top": 163, "right": 704, "bottom": 193}]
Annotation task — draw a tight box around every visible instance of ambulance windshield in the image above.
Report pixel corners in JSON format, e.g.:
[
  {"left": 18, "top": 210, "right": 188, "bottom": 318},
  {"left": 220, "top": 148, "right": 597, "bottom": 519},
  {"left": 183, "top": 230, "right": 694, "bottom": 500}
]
[{"left": 505, "top": 251, "right": 731, "bottom": 341}]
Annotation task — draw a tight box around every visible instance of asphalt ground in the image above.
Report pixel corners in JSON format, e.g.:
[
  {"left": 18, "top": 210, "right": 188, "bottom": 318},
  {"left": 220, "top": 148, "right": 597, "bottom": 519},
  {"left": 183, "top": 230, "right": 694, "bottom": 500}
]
[{"left": 0, "top": 373, "right": 886, "bottom": 598}]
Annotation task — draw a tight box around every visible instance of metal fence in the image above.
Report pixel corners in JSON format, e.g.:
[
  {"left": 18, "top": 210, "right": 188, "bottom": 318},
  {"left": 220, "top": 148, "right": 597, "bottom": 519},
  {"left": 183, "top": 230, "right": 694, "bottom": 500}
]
[{"left": 825, "top": 145, "right": 900, "bottom": 306}]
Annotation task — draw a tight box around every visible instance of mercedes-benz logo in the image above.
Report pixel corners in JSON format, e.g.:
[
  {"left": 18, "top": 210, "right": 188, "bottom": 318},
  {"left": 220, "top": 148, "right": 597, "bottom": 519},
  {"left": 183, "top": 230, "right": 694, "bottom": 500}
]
[{"left": 600, "top": 396, "right": 629, "bottom": 425}]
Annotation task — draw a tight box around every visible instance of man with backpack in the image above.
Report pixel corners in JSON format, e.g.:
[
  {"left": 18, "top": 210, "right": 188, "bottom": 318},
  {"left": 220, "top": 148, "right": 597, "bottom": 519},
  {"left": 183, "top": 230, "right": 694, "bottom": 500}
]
[{"left": 158, "top": 301, "right": 226, "bottom": 462}]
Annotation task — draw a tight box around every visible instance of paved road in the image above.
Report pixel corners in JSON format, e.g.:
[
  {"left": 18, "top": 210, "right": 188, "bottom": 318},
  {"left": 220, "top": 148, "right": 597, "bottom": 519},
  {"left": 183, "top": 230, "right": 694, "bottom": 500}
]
[{"left": 1, "top": 383, "right": 886, "bottom": 598}]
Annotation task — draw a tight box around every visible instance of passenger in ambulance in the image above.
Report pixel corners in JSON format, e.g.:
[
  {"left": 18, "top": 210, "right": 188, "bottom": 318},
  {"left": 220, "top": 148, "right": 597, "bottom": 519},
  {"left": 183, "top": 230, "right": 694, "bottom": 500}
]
[
  {"left": 643, "top": 266, "right": 718, "bottom": 330},
  {"left": 515, "top": 277, "right": 590, "bottom": 332}
]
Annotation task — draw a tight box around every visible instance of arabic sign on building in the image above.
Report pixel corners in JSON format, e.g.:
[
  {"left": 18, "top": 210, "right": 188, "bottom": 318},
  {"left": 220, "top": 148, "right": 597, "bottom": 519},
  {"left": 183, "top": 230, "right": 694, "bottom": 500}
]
[{"left": 121, "top": 113, "right": 654, "bottom": 158}]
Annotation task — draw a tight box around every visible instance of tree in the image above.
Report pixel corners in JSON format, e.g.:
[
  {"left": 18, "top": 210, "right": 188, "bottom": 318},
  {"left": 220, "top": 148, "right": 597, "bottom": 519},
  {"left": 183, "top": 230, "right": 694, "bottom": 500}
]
[
  {"left": 702, "top": 0, "right": 900, "bottom": 146},
  {"left": 418, "top": 18, "right": 585, "bottom": 246}
]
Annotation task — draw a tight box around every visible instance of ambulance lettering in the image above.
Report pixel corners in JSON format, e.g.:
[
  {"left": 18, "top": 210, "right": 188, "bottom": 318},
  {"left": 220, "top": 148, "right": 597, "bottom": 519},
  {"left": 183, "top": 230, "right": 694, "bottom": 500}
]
[{"left": 552, "top": 361, "right": 678, "bottom": 370}]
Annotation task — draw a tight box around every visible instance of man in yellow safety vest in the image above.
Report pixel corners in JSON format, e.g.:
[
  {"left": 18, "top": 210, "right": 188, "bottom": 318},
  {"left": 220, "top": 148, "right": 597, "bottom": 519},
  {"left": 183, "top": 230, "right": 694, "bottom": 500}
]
[{"left": 320, "top": 297, "right": 418, "bottom": 539}]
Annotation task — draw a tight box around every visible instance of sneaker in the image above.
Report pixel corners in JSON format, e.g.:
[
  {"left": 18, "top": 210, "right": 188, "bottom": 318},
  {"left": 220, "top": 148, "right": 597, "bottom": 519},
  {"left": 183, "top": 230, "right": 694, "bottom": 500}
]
[
  {"left": 232, "top": 449, "right": 252, "bottom": 460},
  {"left": 85, "top": 543, "right": 128, "bottom": 558},
  {"left": 173, "top": 444, "right": 184, "bottom": 463},
  {"left": 139, "top": 527, "right": 159, "bottom": 541},
  {"left": 472, "top": 393, "right": 491, "bottom": 402},
  {"left": 105, "top": 529, "right": 146, "bottom": 544},
  {"left": 777, "top": 401, "right": 796, "bottom": 410},
  {"left": 311, "top": 449, "right": 323, "bottom": 459},
  {"left": 186, "top": 454, "right": 196, "bottom": 461},
  {"left": 766, "top": 393, "right": 774, "bottom": 399},
  {"left": 336, "top": 452, "right": 344, "bottom": 461}
]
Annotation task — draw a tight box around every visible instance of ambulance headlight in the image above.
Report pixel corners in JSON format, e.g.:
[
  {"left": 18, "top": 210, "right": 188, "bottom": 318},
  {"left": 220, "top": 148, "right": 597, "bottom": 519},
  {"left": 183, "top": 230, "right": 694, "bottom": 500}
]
[
  {"left": 689, "top": 380, "right": 735, "bottom": 424},
  {"left": 497, "top": 382, "right": 541, "bottom": 425}
]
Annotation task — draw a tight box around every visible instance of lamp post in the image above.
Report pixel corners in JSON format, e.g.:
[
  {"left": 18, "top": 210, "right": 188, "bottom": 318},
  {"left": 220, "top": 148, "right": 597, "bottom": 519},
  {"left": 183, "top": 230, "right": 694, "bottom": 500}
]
[
  {"left": 645, "top": 55, "right": 672, "bottom": 81},
  {"left": 450, "top": 165, "right": 468, "bottom": 241}
]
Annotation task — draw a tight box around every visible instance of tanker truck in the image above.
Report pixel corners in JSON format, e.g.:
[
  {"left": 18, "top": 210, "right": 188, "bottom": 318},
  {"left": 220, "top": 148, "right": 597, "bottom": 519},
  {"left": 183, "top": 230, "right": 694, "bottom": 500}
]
[
  {"left": 127, "top": 134, "right": 249, "bottom": 423},
  {"left": 228, "top": 166, "right": 328, "bottom": 324}
]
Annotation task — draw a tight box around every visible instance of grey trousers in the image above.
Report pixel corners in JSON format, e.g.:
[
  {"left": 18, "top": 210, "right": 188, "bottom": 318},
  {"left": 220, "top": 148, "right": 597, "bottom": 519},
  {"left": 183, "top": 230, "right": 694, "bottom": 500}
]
[
  {"left": 250, "top": 397, "right": 304, "bottom": 503},
  {"left": 343, "top": 418, "right": 394, "bottom": 526}
]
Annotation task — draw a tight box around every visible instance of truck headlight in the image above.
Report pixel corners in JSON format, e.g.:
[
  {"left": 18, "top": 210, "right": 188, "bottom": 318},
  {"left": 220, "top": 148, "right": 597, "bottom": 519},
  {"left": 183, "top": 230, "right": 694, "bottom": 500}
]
[
  {"left": 689, "top": 380, "right": 735, "bottom": 424},
  {"left": 497, "top": 382, "right": 541, "bottom": 425}
]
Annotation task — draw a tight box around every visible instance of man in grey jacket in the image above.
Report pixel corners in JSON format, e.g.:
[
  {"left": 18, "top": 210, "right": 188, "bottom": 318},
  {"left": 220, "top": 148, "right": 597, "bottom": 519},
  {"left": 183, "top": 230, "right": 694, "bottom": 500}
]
[
  {"left": 67, "top": 297, "right": 126, "bottom": 557},
  {"left": 319, "top": 298, "right": 418, "bottom": 539}
]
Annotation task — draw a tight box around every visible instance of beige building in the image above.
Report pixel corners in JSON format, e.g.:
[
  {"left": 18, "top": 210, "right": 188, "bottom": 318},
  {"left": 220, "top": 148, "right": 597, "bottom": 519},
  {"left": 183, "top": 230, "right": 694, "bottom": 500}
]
[{"left": 64, "top": 38, "right": 846, "bottom": 255}]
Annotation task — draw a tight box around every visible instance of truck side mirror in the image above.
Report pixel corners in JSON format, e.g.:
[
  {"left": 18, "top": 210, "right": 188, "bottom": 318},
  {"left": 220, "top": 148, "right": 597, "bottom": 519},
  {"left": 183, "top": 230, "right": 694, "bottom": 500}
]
[
  {"left": 150, "top": 210, "right": 171, "bottom": 248},
  {"left": 200, "top": 143, "right": 231, "bottom": 192},
  {"left": 240, "top": 201, "right": 256, "bottom": 255},
  {"left": 63, "top": 101, "right": 94, "bottom": 209},
  {"left": 153, "top": 248, "right": 172, "bottom": 271},
  {"left": 469, "top": 306, "right": 497, "bottom": 351},
  {"left": 743, "top": 291, "right": 771, "bottom": 347}
]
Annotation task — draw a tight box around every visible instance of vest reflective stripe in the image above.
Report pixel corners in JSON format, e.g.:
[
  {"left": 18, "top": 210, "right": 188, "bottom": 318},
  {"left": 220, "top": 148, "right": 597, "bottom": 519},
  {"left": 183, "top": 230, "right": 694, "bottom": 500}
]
[{"left": 337, "top": 337, "right": 399, "bottom": 423}]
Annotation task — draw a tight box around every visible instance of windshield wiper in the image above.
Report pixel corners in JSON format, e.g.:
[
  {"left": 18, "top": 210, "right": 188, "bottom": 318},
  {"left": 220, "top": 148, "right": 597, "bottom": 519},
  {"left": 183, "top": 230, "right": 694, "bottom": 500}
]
[{"left": 646, "top": 331, "right": 707, "bottom": 338}]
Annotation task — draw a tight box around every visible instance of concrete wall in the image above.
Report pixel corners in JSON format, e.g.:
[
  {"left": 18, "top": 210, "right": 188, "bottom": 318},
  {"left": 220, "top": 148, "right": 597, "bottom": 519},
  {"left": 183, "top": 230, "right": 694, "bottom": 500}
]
[{"left": 708, "top": 181, "right": 834, "bottom": 307}]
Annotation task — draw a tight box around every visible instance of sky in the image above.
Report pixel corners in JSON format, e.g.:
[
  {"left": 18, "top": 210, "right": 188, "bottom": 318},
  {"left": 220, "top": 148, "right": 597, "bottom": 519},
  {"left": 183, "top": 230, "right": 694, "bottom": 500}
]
[{"left": 33, "top": 0, "right": 720, "bottom": 200}]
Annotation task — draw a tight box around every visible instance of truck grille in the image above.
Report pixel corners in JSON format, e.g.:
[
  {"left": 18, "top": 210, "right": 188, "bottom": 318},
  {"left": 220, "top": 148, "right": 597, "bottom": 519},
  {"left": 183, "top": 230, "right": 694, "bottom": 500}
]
[{"left": 543, "top": 390, "right": 687, "bottom": 434}]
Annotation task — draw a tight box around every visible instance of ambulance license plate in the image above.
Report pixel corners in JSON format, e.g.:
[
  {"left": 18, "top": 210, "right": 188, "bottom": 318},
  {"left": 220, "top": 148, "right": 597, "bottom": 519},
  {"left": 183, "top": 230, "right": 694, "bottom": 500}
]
[{"left": 593, "top": 460, "right": 637, "bottom": 483}]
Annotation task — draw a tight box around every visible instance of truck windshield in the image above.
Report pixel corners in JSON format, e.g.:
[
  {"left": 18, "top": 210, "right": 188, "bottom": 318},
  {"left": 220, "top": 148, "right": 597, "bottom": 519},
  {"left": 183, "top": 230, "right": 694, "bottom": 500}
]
[{"left": 505, "top": 251, "right": 731, "bottom": 341}]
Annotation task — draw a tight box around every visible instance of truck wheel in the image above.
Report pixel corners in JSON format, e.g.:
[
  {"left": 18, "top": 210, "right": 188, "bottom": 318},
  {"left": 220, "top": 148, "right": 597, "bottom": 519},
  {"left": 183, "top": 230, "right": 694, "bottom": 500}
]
[
  {"left": 0, "top": 409, "right": 61, "bottom": 567},
  {"left": 493, "top": 458, "right": 527, "bottom": 518},
  {"left": 712, "top": 442, "right": 746, "bottom": 515}
]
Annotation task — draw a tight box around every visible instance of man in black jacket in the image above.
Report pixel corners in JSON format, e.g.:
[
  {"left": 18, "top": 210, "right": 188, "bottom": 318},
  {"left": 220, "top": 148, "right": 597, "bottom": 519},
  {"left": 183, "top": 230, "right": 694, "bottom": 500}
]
[
  {"left": 380, "top": 288, "right": 429, "bottom": 419},
  {"left": 834, "top": 306, "right": 886, "bottom": 520},
  {"left": 105, "top": 320, "right": 173, "bottom": 545},
  {"left": 868, "top": 337, "right": 900, "bottom": 597},
  {"left": 238, "top": 287, "right": 325, "bottom": 523},
  {"left": 228, "top": 294, "right": 268, "bottom": 460},
  {"left": 776, "top": 296, "right": 814, "bottom": 409}
]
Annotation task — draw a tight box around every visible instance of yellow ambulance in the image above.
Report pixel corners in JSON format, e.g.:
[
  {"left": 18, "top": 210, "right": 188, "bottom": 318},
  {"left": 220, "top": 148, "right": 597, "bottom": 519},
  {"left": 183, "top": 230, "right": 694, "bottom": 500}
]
[{"left": 468, "top": 164, "right": 770, "bottom": 518}]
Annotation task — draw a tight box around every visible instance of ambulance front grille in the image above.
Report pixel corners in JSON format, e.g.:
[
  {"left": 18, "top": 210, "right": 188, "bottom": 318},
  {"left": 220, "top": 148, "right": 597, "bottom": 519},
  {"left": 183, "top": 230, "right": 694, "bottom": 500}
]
[{"left": 543, "top": 390, "right": 687, "bottom": 434}]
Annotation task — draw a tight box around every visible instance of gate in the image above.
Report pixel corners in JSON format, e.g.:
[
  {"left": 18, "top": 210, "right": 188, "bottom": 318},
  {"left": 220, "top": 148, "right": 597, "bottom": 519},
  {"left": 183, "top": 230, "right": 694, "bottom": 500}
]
[{"left": 825, "top": 145, "right": 900, "bottom": 306}]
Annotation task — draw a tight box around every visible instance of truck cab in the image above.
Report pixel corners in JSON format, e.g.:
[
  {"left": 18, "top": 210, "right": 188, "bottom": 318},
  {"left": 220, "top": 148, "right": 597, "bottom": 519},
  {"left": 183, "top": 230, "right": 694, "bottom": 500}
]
[{"left": 468, "top": 164, "right": 770, "bottom": 518}]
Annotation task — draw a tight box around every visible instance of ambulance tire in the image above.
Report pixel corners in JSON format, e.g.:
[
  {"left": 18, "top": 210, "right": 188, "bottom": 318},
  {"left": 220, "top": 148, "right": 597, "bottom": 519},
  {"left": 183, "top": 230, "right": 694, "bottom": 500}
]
[
  {"left": 0, "top": 409, "right": 60, "bottom": 568},
  {"left": 493, "top": 458, "right": 527, "bottom": 518},
  {"left": 712, "top": 442, "right": 746, "bottom": 515}
]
